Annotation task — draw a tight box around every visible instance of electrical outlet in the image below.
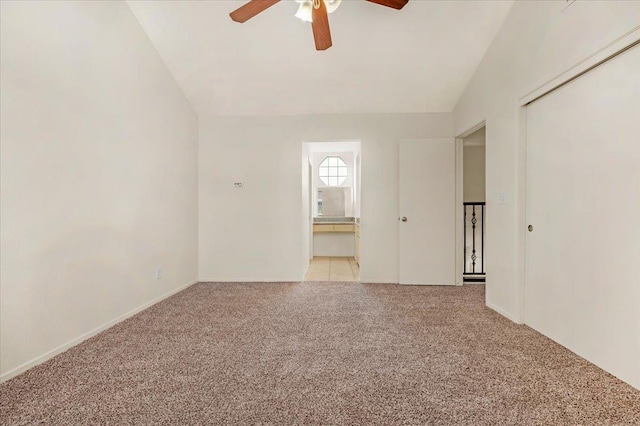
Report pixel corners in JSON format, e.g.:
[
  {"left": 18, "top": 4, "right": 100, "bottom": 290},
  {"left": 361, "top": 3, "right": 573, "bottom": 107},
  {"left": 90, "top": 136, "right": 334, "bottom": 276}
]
[{"left": 155, "top": 267, "right": 163, "bottom": 280}]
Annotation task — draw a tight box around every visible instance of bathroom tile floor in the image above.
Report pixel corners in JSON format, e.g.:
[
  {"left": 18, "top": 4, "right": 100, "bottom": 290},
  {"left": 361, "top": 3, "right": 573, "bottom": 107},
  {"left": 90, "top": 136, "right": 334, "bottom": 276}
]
[{"left": 303, "top": 257, "right": 360, "bottom": 282}]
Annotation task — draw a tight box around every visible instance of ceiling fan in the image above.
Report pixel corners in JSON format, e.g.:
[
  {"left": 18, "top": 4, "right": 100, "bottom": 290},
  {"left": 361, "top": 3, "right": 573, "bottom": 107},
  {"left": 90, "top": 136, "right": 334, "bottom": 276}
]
[{"left": 229, "top": 0, "right": 409, "bottom": 51}]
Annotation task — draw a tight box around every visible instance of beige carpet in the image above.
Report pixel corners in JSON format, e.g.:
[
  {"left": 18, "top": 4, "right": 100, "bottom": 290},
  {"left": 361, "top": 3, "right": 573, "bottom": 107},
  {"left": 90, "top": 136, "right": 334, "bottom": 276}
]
[{"left": 1, "top": 282, "right": 639, "bottom": 425}]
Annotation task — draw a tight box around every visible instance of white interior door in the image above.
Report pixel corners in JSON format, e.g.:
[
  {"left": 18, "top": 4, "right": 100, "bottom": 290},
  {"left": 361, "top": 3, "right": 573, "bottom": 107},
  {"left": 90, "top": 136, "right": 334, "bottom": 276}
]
[
  {"left": 525, "top": 43, "right": 640, "bottom": 389},
  {"left": 399, "top": 138, "right": 455, "bottom": 285}
]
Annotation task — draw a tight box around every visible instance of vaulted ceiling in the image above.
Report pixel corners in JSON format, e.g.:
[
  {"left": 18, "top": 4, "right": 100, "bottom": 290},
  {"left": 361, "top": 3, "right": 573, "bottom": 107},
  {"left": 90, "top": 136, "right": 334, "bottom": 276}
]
[{"left": 127, "top": 0, "right": 513, "bottom": 116}]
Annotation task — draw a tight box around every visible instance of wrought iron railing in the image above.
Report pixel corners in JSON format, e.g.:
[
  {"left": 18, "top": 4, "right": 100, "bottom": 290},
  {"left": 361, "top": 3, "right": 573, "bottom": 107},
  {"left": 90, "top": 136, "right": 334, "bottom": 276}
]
[{"left": 464, "top": 202, "right": 485, "bottom": 280}]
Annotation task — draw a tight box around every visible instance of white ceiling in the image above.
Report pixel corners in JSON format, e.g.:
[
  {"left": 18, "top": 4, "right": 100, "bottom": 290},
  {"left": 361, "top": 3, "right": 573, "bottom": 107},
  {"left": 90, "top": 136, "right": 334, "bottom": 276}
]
[{"left": 127, "top": 0, "right": 513, "bottom": 116}]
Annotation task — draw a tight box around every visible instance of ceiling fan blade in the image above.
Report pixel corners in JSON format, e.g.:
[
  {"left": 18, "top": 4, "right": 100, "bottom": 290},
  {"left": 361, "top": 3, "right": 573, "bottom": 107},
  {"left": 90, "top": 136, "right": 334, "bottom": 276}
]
[
  {"left": 311, "top": 0, "right": 332, "bottom": 50},
  {"left": 365, "top": 0, "right": 409, "bottom": 10},
  {"left": 230, "top": 0, "right": 280, "bottom": 23}
]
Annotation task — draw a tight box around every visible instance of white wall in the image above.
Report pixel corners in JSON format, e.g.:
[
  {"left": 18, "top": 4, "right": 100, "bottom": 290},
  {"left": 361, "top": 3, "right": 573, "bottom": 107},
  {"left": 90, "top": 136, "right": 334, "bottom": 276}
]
[
  {"left": 199, "top": 113, "right": 452, "bottom": 283},
  {"left": 0, "top": 1, "right": 198, "bottom": 381},
  {"left": 463, "top": 145, "right": 485, "bottom": 203},
  {"left": 453, "top": 0, "right": 640, "bottom": 322}
]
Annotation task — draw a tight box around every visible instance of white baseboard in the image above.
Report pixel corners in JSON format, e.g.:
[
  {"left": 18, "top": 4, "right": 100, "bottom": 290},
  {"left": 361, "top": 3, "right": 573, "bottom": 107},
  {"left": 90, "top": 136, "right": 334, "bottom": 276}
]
[
  {"left": 0, "top": 279, "right": 198, "bottom": 384},
  {"left": 486, "top": 301, "right": 521, "bottom": 324},
  {"left": 199, "top": 280, "right": 397, "bottom": 284},
  {"left": 199, "top": 279, "right": 302, "bottom": 283}
]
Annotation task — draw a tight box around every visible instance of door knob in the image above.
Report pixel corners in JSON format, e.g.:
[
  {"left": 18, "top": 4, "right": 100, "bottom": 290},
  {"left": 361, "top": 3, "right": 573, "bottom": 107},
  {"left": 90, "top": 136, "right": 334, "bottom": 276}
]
[
  {"left": 528, "top": 225, "right": 533, "bottom": 232},
  {"left": 401, "top": 217, "right": 408, "bottom": 222}
]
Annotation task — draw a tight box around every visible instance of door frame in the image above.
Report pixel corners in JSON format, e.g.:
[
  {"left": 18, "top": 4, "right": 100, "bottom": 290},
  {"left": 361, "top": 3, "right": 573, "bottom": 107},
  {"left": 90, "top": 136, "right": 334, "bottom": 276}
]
[
  {"left": 455, "top": 121, "right": 485, "bottom": 287},
  {"left": 308, "top": 160, "right": 313, "bottom": 260},
  {"left": 301, "top": 140, "right": 362, "bottom": 278}
]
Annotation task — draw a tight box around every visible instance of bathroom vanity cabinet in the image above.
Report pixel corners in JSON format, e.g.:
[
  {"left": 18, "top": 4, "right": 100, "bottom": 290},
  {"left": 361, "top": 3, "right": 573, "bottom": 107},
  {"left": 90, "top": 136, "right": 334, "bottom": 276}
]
[
  {"left": 313, "top": 224, "right": 355, "bottom": 233},
  {"left": 312, "top": 217, "right": 357, "bottom": 257}
]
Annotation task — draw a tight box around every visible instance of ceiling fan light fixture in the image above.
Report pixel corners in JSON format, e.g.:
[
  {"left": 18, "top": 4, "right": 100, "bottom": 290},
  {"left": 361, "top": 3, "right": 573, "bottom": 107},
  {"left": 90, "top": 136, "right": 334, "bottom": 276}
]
[
  {"left": 325, "top": 0, "right": 342, "bottom": 14},
  {"left": 295, "top": 1, "right": 313, "bottom": 22},
  {"left": 295, "top": 0, "right": 341, "bottom": 23}
]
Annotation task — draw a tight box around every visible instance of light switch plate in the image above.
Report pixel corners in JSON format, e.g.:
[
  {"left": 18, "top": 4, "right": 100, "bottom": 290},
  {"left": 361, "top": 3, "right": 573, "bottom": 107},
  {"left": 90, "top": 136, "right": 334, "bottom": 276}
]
[{"left": 497, "top": 192, "right": 507, "bottom": 205}]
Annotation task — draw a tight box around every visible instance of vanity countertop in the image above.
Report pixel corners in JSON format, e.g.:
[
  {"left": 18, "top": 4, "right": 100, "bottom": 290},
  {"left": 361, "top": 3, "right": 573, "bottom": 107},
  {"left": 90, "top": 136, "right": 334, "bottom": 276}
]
[{"left": 313, "top": 217, "right": 356, "bottom": 225}]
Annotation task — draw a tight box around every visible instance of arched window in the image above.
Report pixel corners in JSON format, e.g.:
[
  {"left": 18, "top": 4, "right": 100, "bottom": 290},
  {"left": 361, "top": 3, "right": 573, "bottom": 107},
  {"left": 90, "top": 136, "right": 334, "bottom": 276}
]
[{"left": 319, "top": 156, "right": 347, "bottom": 186}]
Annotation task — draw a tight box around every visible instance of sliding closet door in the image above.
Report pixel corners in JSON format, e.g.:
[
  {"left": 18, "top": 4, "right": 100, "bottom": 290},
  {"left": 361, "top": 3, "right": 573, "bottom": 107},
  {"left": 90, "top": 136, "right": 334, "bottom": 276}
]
[{"left": 525, "top": 44, "right": 640, "bottom": 388}]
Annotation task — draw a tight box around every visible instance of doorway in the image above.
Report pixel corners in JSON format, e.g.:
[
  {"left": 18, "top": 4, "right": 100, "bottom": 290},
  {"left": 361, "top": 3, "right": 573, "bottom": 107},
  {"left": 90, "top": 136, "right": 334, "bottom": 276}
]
[
  {"left": 461, "top": 127, "right": 486, "bottom": 283},
  {"left": 302, "top": 141, "right": 361, "bottom": 282}
]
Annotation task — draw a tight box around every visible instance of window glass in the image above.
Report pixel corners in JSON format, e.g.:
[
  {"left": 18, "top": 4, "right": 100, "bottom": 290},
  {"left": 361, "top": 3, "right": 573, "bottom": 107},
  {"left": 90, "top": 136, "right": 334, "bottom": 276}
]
[{"left": 319, "top": 156, "right": 347, "bottom": 186}]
